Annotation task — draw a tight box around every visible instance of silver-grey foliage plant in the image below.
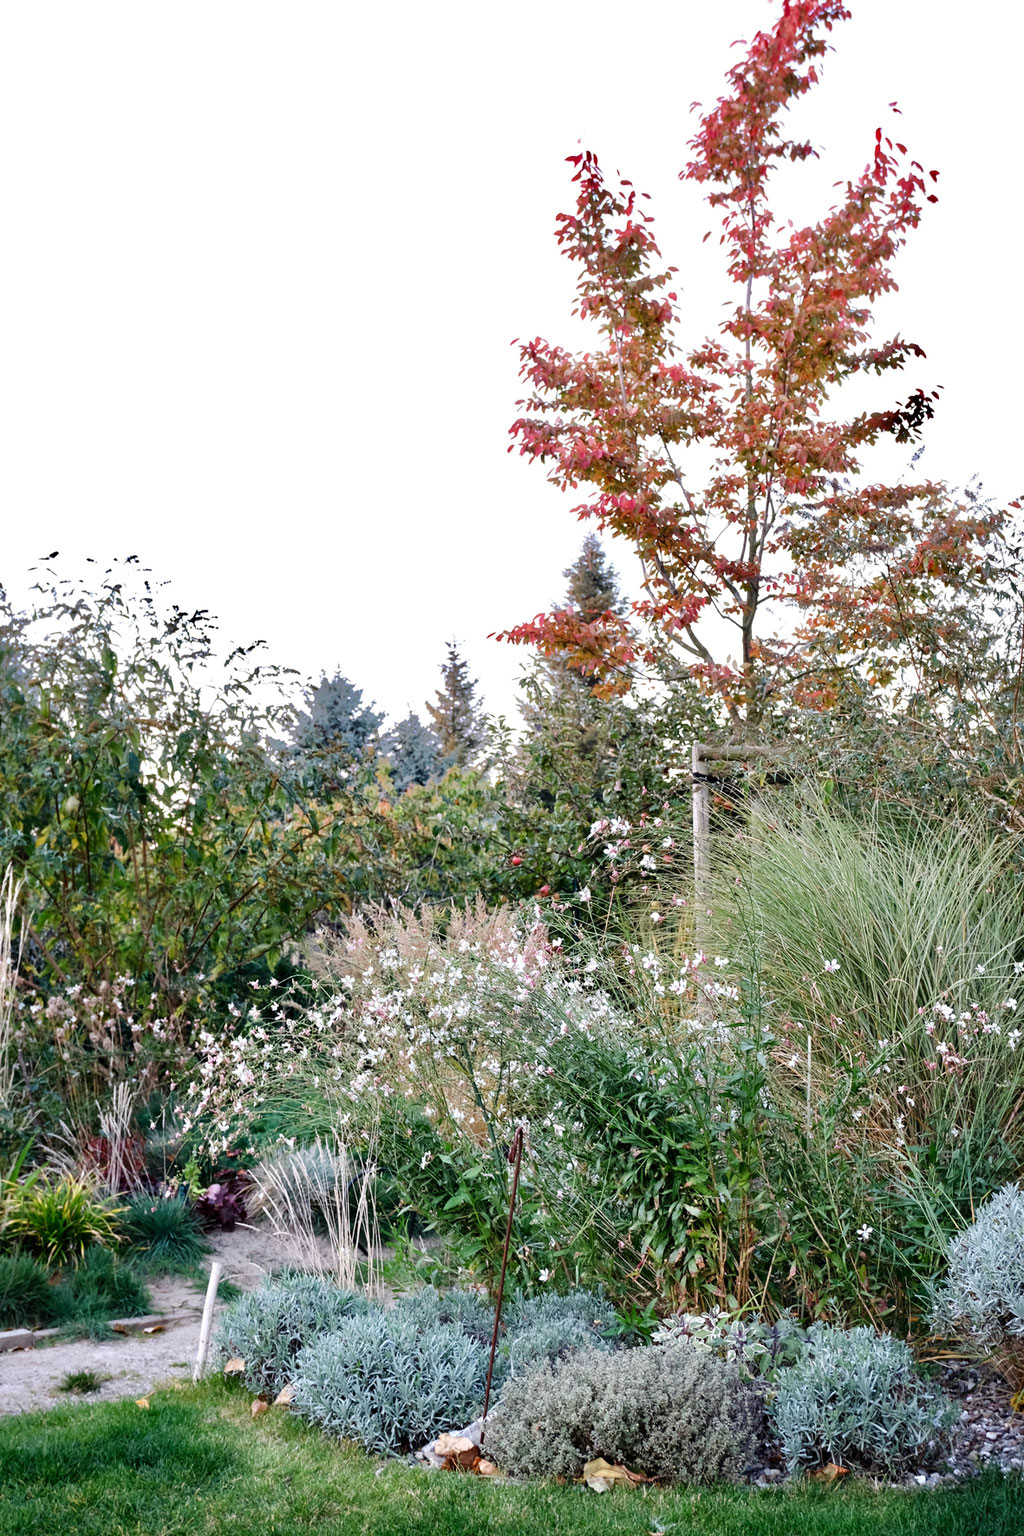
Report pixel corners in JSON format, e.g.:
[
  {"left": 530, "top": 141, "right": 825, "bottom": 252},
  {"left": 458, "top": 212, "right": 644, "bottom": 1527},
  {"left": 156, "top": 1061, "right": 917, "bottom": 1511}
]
[
  {"left": 930, "top": 1182, "right": 1024, "bottom": 1356},
  {"left": 293, "top": 1312, "right": 490, "bottom": 1453},
  {"left": 215, "top": 1273, "right": 367, "bottom": 1397},
  {"left": 507, "top": 1316, "right": 614, "bottom": 1376},
  {"left": 654, "top": 1306, "right": 807, "bottom": 1380},
  {"left": 486, "top": 1343, "right": 761, "bottom": 1482},
  {"left": 768, "top": 1323, "right": 956, "bottom": 1475}
]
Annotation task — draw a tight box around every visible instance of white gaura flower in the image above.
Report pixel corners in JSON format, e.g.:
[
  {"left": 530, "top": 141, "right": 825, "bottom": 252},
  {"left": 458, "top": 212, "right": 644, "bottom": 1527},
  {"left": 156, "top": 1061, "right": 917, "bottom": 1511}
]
[
  {"left": 856, "top": 1224, "right": 873, "bottom": 1242},
  {"left": 823, "top": 959, "right": 840, "bottom": 973}
]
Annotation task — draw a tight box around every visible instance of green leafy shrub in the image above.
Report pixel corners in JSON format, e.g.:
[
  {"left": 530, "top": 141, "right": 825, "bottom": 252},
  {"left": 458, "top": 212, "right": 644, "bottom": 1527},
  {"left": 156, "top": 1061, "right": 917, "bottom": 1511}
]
[
  {"left": 5, "top": 1177, "right": 122, "bottom": 1266},
  {"left": 294, "top": 1311, "right": 489, "bottom": 1453},
  {"left": 51, "top": 1247, "right": 150, "bottom": 1333},
  {"left": 487, "top": 1344, "right": 761, "bottom": 1482},
  {"left": 767, "top": 1323, "right": 956, "bottom": 1475},
  {"left": 930, "top": 1182, "right": 1024, "bottom": 1385},
  {"left": 121, "top": 1193, "right": 207, "bottom": 1270},
  {"left": 0, "top": 1253, "right": 54, "bottom": 1329},
  {"left": 216, "top": 1274, "right": 368, "bottom": 1397}
]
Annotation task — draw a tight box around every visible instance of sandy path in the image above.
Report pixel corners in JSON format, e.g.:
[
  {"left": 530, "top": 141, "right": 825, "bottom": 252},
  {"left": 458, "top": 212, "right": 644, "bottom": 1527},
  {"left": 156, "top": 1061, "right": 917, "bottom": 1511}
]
[{"left": 0, "top": 1223, "right": 316, "bottom": 1415}]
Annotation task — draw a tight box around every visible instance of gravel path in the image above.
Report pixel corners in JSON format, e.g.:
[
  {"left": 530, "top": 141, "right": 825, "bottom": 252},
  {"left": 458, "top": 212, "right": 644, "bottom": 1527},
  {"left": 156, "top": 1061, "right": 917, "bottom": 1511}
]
[{"left": 0, "top": 1223, "right": 318, "bottom": 1415}]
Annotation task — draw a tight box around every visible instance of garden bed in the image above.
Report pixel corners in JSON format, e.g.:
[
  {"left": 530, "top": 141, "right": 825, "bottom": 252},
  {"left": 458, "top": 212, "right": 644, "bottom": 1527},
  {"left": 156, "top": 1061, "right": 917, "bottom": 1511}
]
[{"left": 0, "top": 1381, "right": 1021, "bottom": 1536}]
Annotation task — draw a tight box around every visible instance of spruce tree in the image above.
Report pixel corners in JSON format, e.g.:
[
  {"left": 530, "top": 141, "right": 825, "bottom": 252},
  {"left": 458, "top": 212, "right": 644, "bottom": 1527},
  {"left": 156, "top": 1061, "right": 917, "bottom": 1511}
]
[
  {"left": 381, "top": 712, "right": 442, "bottom": 793},
  {"left": 562, "top": 532, "right": 624, "bottom": 624},
  {"left": 551, "top": 534, "right": 625, "bottom": 689},
  {"left": 290, "top": 672, "right": 383, "bottom": 793},
  {"left": 426, "top": 642, "right": 484, "bottom": 764}
]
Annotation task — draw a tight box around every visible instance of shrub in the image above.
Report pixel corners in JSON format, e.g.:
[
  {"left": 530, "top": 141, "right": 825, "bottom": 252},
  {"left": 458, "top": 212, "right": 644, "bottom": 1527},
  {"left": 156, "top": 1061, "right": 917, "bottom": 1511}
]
[
  {"left": 5, "top": 1177, "right": 122, "bottom": 1266},
  {"left": 216, "top": 1274, "right": 368, "bottom": 1397},
  {"left": 294, "top": 1311, "right": 489, "bottom": 1453},
  {"left": 392, "top": 1285, "right": 494, "bottom": 1347},
  {"left": 486, "top": 1343, "right": 761, "bottom": 1482},
  {"left": 767, "top": 1323, "right": 956, "bottom": 1475},
  {"left": 505, "top": 1287, "right": 616, "bottom": 1336},
  {"left": 654, "top": 1308, "right": 808, "bottom": 1381},
  {"left": 930, "top": 1182, "right": 1024, "bottom": 1384},
  {"left": 0, "top": 1253, "right": 54, "bottom": 1329},
  {"left": 121, "top": 1193, "right": 207, "bottom": 1270},
  {"left": 507, "top": 1315, "right": 613, "bottom": 1376}
]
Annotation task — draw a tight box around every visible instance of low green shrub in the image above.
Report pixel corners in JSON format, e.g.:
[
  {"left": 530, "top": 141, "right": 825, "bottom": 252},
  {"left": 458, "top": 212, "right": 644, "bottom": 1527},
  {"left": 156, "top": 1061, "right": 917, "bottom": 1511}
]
[
  {"left": 216, "top": 1274, "right": 368, "bottom": 1397},
  {"left": 505, "top": 1288, "right": 616, "bottom": 1336},
  {"left": 121, "top": 1193, "right": 207, "bottom": 1270},
  {"left": 487, "top": 1343, "right": 761, "bottom": 1481},
  {"left": 294, "top": 1311, "right": 490, "bottom": 1453},
  {"left": 0, "top": 1253, "right": 54, "bottom": 1329},
  {"left": 930, "top": 1182, "right": 1024, "bottom": 1383},
  {"left": 768, "top": 1323, "right": 956, "bottom": 1475},
  {"left": 5, "top": 1177, "right": 122, "bottom": 1266}
]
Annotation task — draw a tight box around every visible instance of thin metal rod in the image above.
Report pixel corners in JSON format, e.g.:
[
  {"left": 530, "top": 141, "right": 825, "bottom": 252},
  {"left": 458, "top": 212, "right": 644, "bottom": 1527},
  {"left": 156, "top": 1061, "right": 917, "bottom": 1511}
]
[{"left": 480, "top": 1126, "right": 524, "bottom": 1441}]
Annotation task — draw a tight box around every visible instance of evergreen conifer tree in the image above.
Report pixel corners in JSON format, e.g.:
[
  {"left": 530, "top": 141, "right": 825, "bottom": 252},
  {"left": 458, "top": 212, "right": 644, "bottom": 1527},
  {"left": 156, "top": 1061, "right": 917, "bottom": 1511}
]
[
  {"left": 381, "top": 712, "right": 442, "bottom": 793},
  {"left": 552, "top": 535, "right": 626, "bottom": 689},
  {"left": 290, "top": 672, "right": 383, "bottom": 793},
  {"left": 562, "top": 532, "right": 625, "bottom": 625},
  {"left": 426, "top": 642, "right": 484, "bottom": 764}
]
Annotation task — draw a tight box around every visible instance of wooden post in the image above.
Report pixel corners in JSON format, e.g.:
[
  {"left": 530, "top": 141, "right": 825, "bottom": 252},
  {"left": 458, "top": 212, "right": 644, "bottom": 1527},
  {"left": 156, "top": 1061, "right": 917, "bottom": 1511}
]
[{"left": 193, "top": 1260, "right": 223, "bottom": 1382}]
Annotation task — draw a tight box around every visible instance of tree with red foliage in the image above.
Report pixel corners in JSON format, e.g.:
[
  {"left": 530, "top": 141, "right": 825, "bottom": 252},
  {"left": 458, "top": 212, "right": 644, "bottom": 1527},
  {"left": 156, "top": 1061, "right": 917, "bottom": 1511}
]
[{"left": 497, "top": 1, "right": 1007, "bottom": 725}]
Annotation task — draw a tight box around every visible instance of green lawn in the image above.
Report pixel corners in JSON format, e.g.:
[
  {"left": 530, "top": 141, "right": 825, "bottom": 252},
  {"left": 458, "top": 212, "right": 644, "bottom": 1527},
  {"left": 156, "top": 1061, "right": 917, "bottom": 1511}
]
[{"left": 0, "top": 1379, "right": 1020, "bottom": 1536}]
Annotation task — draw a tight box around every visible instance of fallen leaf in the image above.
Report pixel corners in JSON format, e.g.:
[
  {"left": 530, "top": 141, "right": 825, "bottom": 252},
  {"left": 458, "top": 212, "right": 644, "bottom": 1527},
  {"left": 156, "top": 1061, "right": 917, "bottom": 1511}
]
[
  {"left": 223, "top": 1358, "right": 245, "bottom": 1376},
  {"left": 811, "top": 1463, "right": 849, "bottom": 1484},
  {"left": 583, "top": 1458, "right": 638, "bottom": 1483},
  {"left": 135, "top": 1398, "right": 149, "bottom": 1410},
  {"left": 251, "top": 1398, "right": 270, "bottom": 1419},
  {"left": 435, "top": 1433, "right": 477, "bottom": 1468},
  {"left": 142, "top": 1325, "right": 165, "bottom": 1335}
]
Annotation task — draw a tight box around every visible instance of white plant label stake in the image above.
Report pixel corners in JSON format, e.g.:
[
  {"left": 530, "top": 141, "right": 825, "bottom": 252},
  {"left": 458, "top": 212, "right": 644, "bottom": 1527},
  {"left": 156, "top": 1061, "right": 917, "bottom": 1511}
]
[{"left": 193, "top": 1260, "right": 223, "bottom": 1382}]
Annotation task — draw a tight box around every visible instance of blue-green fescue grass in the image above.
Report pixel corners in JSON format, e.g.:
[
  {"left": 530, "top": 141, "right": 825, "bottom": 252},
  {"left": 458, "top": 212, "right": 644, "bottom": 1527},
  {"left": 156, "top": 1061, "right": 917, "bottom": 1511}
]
[{"left": 0, "top": 1377, "right": 1020, "bottom": 1536}]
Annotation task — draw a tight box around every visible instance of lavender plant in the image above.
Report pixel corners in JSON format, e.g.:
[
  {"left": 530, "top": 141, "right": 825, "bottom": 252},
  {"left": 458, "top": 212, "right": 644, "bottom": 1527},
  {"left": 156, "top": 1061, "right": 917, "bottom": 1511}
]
[
  {"left": 767, "top": 1323, "right": 956, "bottom": 1475},
  {"left": 930, "top": 1182, "right": 1024, "bottom": 1386},
  {"left": 293, "top": 1311, "right": 490, "bottom": 1453}
]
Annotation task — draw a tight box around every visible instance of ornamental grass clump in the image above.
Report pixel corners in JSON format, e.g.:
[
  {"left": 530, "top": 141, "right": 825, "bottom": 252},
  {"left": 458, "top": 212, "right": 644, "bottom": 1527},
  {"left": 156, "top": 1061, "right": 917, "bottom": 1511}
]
[
  {"left": 0, "top": 1253, "right": 54, "bottom": 1329},
  {"left": 486, "top": 1343, "right": 761, "bottom": 1482},
  {"left": 293, "top": 1310, "right": 490, "bottom": 1454},
  {"left": 216, "top": 1273, "right": 368, "bottom": 1398},
  {"left": 121, "top": 1193, "right": 207, "bottom": 1270},
  {"left": 767, "top": 1323, "right": 956, "bottom": 1475},
  {"left": 5, "top": 1176, "right": 123, "bottom": 1267},
  {"left": 930, "top": 1182, "right": 1024, "bottom": 1388}
]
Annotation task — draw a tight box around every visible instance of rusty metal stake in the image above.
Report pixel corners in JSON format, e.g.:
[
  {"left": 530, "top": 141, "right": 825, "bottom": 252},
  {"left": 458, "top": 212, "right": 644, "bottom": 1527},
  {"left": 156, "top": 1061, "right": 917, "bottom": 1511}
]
[{"left": 480, "top": 1124, "right": 524, "bottom": 1443}]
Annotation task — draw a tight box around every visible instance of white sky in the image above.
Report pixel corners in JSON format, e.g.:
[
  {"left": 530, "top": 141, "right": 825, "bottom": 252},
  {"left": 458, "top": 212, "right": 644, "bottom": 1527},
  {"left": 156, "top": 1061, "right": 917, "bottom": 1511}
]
[{"left": 1, "top": 1, "right": 1020, "bottom": 725}]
